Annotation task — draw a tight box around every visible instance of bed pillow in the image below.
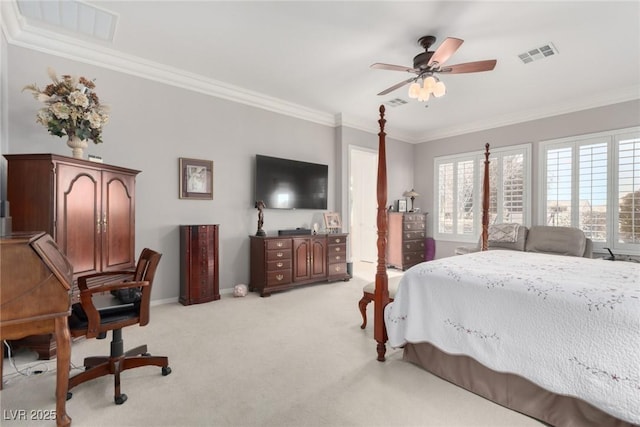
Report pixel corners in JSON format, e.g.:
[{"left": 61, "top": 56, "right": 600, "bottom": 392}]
[
  {"left": 524, "top": 226, "right": 586, "bottom": 257},
  {"left": 488, "top": 225, "right": 528, "bottom": 251}
]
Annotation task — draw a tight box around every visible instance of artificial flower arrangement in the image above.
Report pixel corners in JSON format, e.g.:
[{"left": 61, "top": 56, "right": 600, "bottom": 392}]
[{"left": 23, "top": 68, "right": 109, "bottom": 144}]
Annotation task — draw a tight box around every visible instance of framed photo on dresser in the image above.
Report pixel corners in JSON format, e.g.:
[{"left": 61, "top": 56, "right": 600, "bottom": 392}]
[{"left": 324, "top": 212, "right": 341, "bottom": 232}]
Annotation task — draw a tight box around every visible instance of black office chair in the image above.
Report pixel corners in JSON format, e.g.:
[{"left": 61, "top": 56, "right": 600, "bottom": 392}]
[{"left": 67, "top": 248, "right": 171, "bottom": 404}]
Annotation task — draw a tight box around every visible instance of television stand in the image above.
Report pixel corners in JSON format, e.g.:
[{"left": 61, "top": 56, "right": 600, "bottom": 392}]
[{"left": 249, "top": 233, "right": 349, "bottom": 297}]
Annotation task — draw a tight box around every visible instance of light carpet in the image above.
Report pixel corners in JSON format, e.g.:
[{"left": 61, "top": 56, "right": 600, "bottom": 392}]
[{"left": 1, "top": 262, "right": 542, "bottom": 427}]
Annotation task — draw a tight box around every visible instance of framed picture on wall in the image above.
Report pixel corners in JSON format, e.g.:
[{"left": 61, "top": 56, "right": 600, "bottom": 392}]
[
  {"left": 179, "top": 158, "right": 213, "bottom": 200},
  {"left": 398, "top": 199, "right": 407, "bottom": 212}
]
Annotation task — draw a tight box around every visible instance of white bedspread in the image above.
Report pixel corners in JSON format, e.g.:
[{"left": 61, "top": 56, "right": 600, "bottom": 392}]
[{"left": 384, "top": 250, "right": 640, "bottom": 424}]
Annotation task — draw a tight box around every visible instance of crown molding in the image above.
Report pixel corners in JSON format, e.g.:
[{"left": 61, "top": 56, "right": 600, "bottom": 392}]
[
  {"left": 1, "top": 1, "right": 335, "bottom": 128},
  {"left": 4, "top": 2, "right": 637, "bottom": 146},
  {"left": 416, "top": 85, "right": 640, "bottom": 143}
]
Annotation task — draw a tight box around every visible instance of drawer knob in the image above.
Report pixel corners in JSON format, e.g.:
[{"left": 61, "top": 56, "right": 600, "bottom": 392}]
[
  {"left": 277, "top": 242, "right": 283, "bottom": 247},
  {"left": 335, "top": 266, "right": 341, "bottom": 272},
  {"left": 276, "top": 274, "right": 284, "bottom": 281},
  {"left": 276, "top": 252, "right": 284, "bottom": 258},
  {"left": 276, "top": 262, "right": 283, "bottom": 268},
  {"left": 335, "top": 247, "right": 341, "bottom": 252},
  {"left": 335, "top": 255, "right": 341, "bottom": 260},
  {"left": 335, "top": 238, "right": 341, "bottom": 243}
]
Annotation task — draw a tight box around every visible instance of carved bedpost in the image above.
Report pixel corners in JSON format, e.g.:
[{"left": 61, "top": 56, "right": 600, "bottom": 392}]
[
  {"left": 481, "top": 143, "right": 490, "bottom": 251},
  {"left": 374, "top": 105, "right": 389, "bottom": 362}
]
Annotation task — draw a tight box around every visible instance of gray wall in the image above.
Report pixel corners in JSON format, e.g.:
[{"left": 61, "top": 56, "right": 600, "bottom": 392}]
[
  {"left": 414, "top": 99, "right": 640, "bottom": 258},
  {"left": 1, "top": 40, "right": 415, "bottom": 302}
]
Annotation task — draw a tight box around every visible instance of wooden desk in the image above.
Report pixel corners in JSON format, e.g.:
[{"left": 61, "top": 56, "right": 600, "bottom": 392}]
[{"left": 1, "top": 232, "right": 73, "bottom": 427}]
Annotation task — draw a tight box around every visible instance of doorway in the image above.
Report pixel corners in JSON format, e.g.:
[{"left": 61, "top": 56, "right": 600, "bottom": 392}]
[{"left": 349, "top": 147, "right": 378, "bottom": 263}]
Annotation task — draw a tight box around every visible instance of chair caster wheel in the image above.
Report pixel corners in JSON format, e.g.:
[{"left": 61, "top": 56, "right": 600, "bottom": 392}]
[
  {"left": 66, "top": 392, "right": 73, "bottom": 401},
  {"left": 115, "top": 393, "right": 128, "bottom": 405},
  {"left": 162, "top": 366, "right": 172, "bottom": 376}
]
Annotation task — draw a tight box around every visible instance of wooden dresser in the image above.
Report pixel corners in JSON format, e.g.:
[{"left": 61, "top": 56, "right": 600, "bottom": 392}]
[
  {"left": 179, "top": 224, "right": 220, "bottom": 305},
  {"left": 387, "top": 212, "right": 428, "bottom": 270},
  {"left": 249, "top": 233, "right": 349, "bottom": 297}
]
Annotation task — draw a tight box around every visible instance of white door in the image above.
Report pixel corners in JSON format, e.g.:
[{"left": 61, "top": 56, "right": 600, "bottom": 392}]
[{"left": 350, "top": 147, "right": 378, "bottom": 263}]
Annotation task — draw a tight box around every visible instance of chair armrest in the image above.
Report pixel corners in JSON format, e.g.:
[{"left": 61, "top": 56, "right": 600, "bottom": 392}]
[
  {"left": 77, "top": 270, "right": 136, "bottom": 291},
  {"left": 77, "top": 279, "right": 148, "bottom": 338},
  {"left": 79, "top": 280, "right": 149, "bottom": 296}
]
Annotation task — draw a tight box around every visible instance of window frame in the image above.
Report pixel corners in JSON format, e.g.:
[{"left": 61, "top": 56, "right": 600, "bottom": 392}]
[
  {"left": 538, "top": 126, "right": 640, "bottom": 255},
  {"left": 433, "top": 143, "right": 531, "bottom": 243}
]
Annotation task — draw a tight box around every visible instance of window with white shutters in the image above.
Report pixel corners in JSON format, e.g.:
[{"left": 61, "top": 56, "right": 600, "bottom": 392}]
[
  {"left": 541, "top": 127, "right": 640, "bottom": 254},
  {"left": 616, "top": 133, "right": 640, "bottom": 250},
  {"left": 435, "top": 144, "right": 530, "bottom": 242}
]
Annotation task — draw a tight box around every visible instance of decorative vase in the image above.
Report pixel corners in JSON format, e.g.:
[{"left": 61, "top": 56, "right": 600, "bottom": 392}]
[{"left": 67, "top": 136, "right": 88, "bottom": 159}]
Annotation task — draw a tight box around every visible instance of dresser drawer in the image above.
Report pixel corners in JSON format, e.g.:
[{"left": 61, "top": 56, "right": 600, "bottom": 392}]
[
  {"left": 266, "top": 239, "right": 292, "bottom": 250},
  {"left": 266, "top": 270, "right": 292, "bottom": 286},
  {"left": 328, "top": 235, "right": 346, "bottom": 245},
  {"left": 404, "top": 240, "right": 426, "bottom": 252},
  {"left": 327, "top": 262, "right": 347, "bottom": 277},
  {"left": 403, "top": 221, "right": 426, "bottom": 231},
  {"left": 266, "top": 249, "right": 291, "bottom": 261},
  {"left": 328, "top": 251, "right": 346, "bottom": 264},
  {"left": 404, "top": 251, "right": 426, "bottom": 265},
  {"left": 404, "top": 230, "right": 426, "bottom": 241},
  {"left": 267, "top": 259, "right": 291, "bottom": 271}
]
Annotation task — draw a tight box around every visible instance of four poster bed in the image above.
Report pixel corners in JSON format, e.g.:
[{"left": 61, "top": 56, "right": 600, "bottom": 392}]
[{"left": 372, "top": 106, "right": 639, "bottom": 427}]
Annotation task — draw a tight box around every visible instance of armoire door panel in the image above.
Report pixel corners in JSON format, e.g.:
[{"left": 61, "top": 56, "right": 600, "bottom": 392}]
[
  {"left": 102, "top": 172, "right": 136, "bottom": 270},
  {"left": 56, "top": 165, "right": 101, "bottom": 275}
]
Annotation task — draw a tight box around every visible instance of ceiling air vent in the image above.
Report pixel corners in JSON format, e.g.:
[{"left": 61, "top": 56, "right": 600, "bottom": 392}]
[
  {"left": 16, "top": 0, "right": 118, "bottom": 42},
  {"left": 518, "top": 43, "right": 558, "bottom": 64},
  {"left": 384, "top": 98, "right": 408, "bottom": 107}
]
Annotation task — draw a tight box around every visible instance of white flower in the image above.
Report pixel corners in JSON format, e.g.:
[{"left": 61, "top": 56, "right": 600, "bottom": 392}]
[
  {"left": 36, "top": 108, "right": 52, "bottom": 125},
  {"left": 68, "top": 91, "right": 89, "bottom": 108},
  {"left": 50, "top": 102, "right": 71, "bottom": 119},
  {"left": 86, "top": 111, "right": 103, "bottom": 129}
]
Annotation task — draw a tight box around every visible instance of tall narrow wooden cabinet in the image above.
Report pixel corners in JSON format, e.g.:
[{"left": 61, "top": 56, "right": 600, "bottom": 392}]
[
  {"left": 387, "top": 212, "right": 428, "bottom": 270},
  {"left": 4, "top": 153, "right": 140, "bottom": 358},
  {"left": 179, "top": 225, "right": 220, "bottom": 305}
]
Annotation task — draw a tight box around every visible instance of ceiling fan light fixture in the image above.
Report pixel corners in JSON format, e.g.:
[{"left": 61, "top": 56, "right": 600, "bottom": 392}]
[
  {"left": 423, "top": 76, "right": 436, "bottom": 91},
  {"left": 418, "top": 88, "right": 430, "bottom": 102},
  {"left": 433, "top": 81, "right": 446, "bottom": 97},
  {"left": 408, "top": 82, "right": 421, "bottom": 99}
]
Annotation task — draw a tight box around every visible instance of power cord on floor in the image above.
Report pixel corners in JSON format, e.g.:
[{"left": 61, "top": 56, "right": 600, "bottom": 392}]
[
  {"left": 2, "top": 340, "right": 87, "bottom": 387},
  {"left": 2, "top": 340, "right": 51, "bottom": 386}
]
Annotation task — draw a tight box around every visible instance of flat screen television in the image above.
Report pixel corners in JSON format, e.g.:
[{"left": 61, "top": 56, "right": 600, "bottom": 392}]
[{"left": 255, "top": 155, "right": 328, "bottom": 210}]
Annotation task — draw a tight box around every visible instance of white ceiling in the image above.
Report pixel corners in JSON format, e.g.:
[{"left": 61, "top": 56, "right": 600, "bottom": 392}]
[{"left": 5, "top": 1, "right": 640, "bottom": 143}]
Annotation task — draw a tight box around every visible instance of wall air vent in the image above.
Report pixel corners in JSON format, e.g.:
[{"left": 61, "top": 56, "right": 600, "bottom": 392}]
[
  {"left": 16, "top": 0, "right": 118, "bottom": 42},
  {"left": 518, "top": 43, "right": 558, "bottom": 64},
  {"left": 384, "top": 98, "right": 408, "bottom": 107}
]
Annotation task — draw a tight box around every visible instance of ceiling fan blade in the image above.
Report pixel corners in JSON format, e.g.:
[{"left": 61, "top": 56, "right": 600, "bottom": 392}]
[
  {"left": 370, "top": 63, "right": 418, "bottom": 73},
  {"left": 439, "top": 59, "right": 497, "bottom": 74},
  {"left": 377, "top": 77, "right": 415, "bottom": 96},
  {"left": 428, "top": 37, "right": 464, "bottom": 67}
]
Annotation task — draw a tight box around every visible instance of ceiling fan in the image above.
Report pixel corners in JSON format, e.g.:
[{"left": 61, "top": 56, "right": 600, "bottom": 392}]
[{"left": 371, "top": 35, "right": 497, "bottom": 100}]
